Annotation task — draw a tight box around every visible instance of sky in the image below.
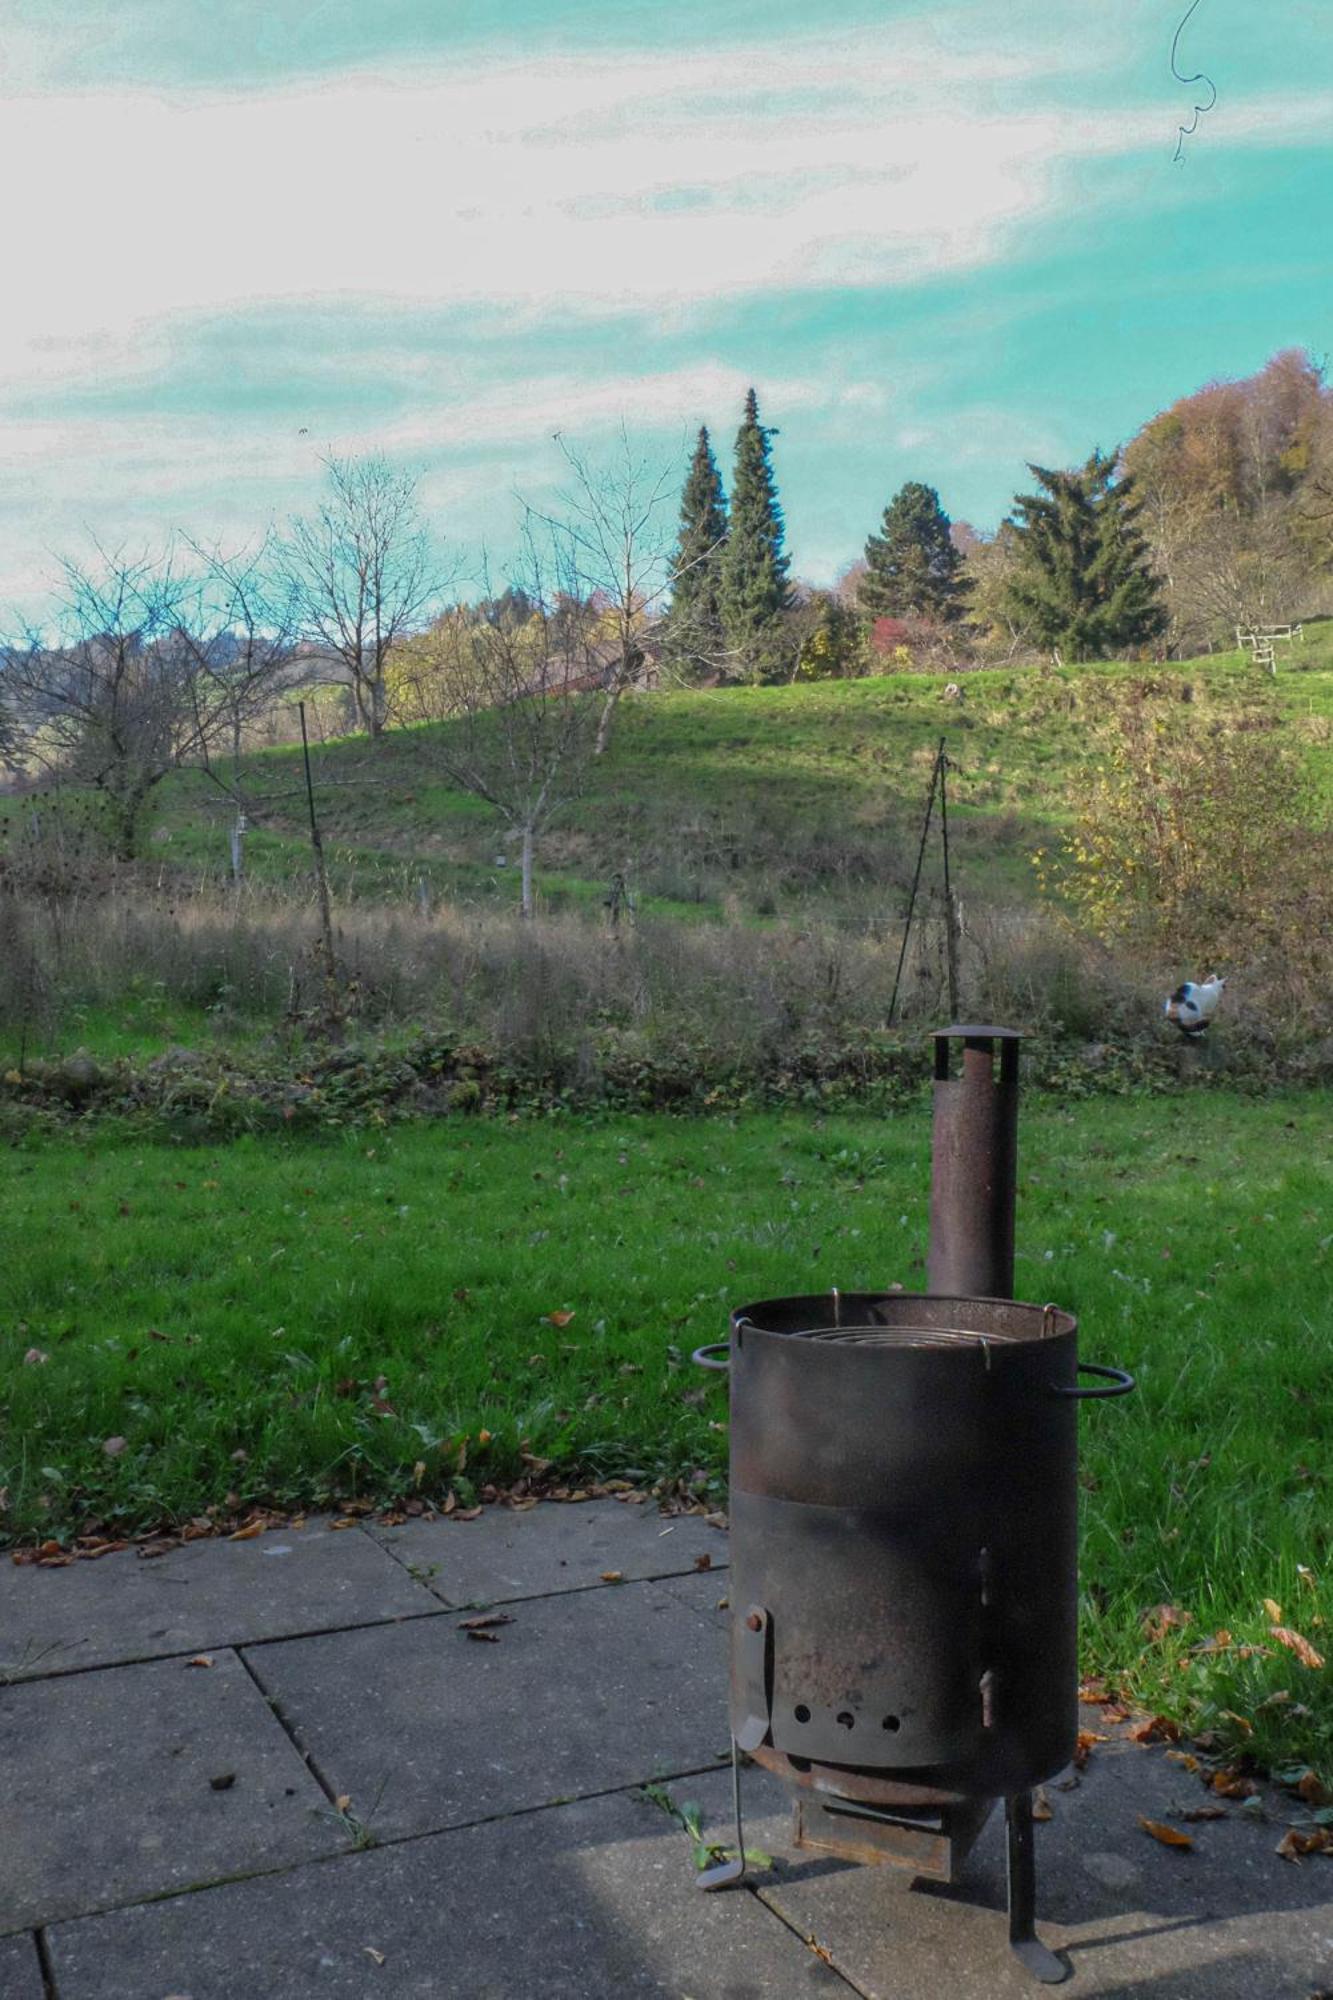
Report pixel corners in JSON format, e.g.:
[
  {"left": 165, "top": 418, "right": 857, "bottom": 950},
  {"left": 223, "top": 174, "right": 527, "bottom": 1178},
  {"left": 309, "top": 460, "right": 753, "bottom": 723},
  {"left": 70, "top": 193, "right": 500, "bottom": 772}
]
[{"left": 1, "top": 0, "right": 1330, "bottom": 620}]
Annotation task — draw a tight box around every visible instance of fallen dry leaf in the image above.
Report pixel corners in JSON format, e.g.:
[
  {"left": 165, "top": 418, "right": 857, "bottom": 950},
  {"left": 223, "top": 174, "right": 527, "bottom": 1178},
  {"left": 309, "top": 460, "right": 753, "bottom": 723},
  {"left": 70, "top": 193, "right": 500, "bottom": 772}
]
[
  {"left": 1297, "top": 1771, "right": 1331, "bottom": 1807},
  {"left": 694, "top": 1552, "right": 713, "bottom": 1571},
  {"left": 1270, "top": 1626, "right": 1326, "bottom": 1671},
  {"left": 1166, "top": 1750, "right": 1201, "bottom": 1774},
  {"left": 228, "top": 1519, "right": 266, "bottom": 1542},
  {"left": 1127, "top": 1714, "right": 1182, "bottom": 1745},
  {"left": 364, "top": 1947, "right": 386, "bottom": 1966},
  {"left": 1180, "top": 1804, "right": 1228, "bottom": 1822},
  {"left": 1032, "top": 1788, "right": 1053, "bottom": 1821},
  {"left": 466, "top": 1628, "right": 500, "bottom": 1644},
  {"left": 458, "top": 1614, "right": 513, "bottom": 1633},
  {"left": 1074, "top": 1729, "right": 1106, "bottom": 1769},
  {"left": 544, "top": 1310, "right": 575, "bottom": 1328},
  {"left": 600, "top": 1570, "right": 624, "bottom": 1583},
  {"left": 1211, "top": 1770, "right": 1258, "bottom": 1799},
  {"left": 1142, "top": 1604, "right": 1192, "bottom": 1644},
  {"left": 1263, "top": 1597, "right": 1283, "bottom": 1623},
  {"left": 185, "top": 1654, "right": 214, "bottom": 1670},
  {"left": 327, "top": 1517, "right": 360, "bottom": 1532},
  {"left": 1275, "top": 1826, "right": 1333, "bottom": 1863},
  {"left": 335, "top": 1794, "right": 352, "bottom": 1813},
  {"left": 1138, "top": 1816, "right": 1194, "bottom": 1850}
]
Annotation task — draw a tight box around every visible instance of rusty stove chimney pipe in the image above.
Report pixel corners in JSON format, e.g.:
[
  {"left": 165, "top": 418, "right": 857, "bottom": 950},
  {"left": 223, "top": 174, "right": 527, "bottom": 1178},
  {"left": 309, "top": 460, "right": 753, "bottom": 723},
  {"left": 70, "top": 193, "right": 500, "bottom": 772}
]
[{"left": 927, "top": 1026, "right": 1022, "bottom": 1301}]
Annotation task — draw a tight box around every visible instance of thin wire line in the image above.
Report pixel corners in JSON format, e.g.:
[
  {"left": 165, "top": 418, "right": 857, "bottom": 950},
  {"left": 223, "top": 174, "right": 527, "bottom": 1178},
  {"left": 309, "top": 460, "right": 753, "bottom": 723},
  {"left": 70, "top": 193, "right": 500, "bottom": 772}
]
[
  {"left": 887, "top": 739, "right": 943, "bottom": 1027},
  {"left": 1171, "top": 0, "right": 1217, "bottom": 163}
]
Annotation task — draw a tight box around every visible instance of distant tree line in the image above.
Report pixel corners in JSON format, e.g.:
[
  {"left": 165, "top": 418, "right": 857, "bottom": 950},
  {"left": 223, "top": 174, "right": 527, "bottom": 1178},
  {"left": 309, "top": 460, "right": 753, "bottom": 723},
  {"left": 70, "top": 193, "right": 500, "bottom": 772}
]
[{"left": 661, "top": 347, "right": 1333, "bottom": 682}]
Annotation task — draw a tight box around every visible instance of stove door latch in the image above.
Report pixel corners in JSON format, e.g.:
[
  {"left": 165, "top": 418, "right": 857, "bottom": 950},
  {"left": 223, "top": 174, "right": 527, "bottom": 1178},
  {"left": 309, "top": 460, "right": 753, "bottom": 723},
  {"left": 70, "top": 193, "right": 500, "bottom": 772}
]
[{"left": 734, "top": 1604, "right": 772, "bottom": 1751}]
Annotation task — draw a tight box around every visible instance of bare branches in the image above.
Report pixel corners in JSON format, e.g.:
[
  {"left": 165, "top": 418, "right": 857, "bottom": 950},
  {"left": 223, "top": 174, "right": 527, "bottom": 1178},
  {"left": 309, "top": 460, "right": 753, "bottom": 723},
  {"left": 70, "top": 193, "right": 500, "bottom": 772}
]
[
  {"left": 525, "top": 425, "right": 680, "bottom": 755},
  {"left": 415, "top": 537, "right": 601, "bottom": 917},
  {"left": 7, "top": 545, "right": 201, "bottom": 857},
  {"left": 3, "top": 539, "right": 298, "bottom": 861},
  {"left": 280, "top": 455, "right": 447, "bottom": 740},
  {"left": 179, "top": 532, "right": 300, "bottom": 782}
]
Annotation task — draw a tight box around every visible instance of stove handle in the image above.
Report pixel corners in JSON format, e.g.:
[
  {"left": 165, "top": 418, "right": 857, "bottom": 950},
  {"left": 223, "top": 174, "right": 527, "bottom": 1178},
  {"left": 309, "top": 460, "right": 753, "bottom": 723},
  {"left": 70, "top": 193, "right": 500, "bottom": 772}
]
[
  {"left": 1052, "top": 1362, "right": 1135, "bottom": 1399},
  {"left": 692, "top": 1343, "right": 730, "bottom": 1371}
]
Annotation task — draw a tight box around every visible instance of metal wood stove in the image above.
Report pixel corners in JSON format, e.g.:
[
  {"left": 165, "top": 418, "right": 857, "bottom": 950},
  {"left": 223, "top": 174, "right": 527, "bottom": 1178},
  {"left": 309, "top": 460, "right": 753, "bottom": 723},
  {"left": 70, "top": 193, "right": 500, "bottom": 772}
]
[{"left": 692, "top": 1028, "right": 1134, "bottom": 1985}]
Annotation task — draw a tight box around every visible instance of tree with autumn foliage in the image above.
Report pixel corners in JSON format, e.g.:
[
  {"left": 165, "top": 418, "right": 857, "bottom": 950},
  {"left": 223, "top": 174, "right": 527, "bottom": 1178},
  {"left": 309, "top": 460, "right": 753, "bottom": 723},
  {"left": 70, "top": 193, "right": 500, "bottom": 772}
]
[
  {"left": 1040, "top": 680, "right": 1329, "bottom": 1005},
  {"left": 794, "top": 591, "right": 866, "bottom": 679},
  {"left": 1123, "top": 348, "right": 1333, "bottom": 650}
]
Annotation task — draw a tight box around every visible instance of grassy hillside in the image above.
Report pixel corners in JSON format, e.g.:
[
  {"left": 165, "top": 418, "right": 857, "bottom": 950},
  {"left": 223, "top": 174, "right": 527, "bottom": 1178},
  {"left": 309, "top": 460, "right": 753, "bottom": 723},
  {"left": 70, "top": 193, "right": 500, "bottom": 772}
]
[
  {"left": 142, "top": 629, "right": 1333, "bottom": 923},
  {"left": 4, "top": 632, "right": 1331, "bottom": 1086}
]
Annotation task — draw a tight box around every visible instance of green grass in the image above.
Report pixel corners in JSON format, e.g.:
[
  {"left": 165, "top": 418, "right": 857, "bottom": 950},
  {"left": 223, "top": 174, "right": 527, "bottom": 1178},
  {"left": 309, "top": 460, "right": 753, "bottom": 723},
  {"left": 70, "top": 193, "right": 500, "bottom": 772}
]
[
  {"left": 4, "top": 1093, "right": 1331, "bottom": 1772},
  {"left": 130, "top": 636, "right": 1333, "bottom": 921}
]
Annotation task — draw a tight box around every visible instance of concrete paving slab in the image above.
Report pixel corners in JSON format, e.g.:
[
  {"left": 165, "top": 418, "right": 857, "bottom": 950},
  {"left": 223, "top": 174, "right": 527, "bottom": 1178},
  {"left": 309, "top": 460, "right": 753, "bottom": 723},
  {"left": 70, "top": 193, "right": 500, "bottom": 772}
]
[
  {"left": 0, "top": 1648, "right": 344, "bottom": 1933},
  {"left": 0, "top": 1522, "right": 436, "bottom": 1682},
  {"left": 0, "top": 1933, "right": 43, "bottom": 1994},
  {"left": 369, "top": 1498, "right": 728, "bottom": 1607},
  {"left": 674, "top": 1734, "right": 1333, "bottom": 1999},
  {"left": 48, "top": 1787, "right": 847, "bottom": 2000},
  {"left": 245, "top": 1571, "right": 732, "bottom": 1842}
]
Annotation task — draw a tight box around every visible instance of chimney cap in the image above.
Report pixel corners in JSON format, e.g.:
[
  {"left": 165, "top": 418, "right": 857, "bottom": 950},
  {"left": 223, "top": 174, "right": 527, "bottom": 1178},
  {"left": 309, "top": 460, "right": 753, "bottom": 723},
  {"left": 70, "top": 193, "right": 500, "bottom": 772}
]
[{"left": 929, "top": 1024, "right": 1023, "bottom": 1040}]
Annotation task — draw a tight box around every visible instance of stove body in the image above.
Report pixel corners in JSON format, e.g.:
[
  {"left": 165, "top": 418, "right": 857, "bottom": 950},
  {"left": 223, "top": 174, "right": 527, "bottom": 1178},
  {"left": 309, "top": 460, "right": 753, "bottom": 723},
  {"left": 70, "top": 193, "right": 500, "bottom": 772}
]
[
  {"left": 729, "top": 1293, "right": 1078, "bottom": 1805},
  {"left": 697, "top": 1029, "right": 1133, "bottom": 1983}
]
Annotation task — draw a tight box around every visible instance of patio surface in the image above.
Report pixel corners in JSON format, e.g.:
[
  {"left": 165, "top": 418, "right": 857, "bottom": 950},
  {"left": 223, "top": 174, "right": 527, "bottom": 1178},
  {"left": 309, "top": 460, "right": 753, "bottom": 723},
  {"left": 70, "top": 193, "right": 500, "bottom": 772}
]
[{"left": 2, "top": 1500, "right": 1331, "bottom": 1997}]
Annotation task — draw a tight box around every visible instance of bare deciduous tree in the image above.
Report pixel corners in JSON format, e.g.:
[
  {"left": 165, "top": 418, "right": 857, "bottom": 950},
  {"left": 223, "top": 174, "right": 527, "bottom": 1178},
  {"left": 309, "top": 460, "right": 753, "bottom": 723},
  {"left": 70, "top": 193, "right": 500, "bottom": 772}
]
[
  {"left": 3, "top": 545, "right": 274, "bottom": 862},
  {"left": 413, "top": 541, "right": 600, "bottom": 917},
  {"left": 281, "top": 454, "right": 443, "bottom": 742},
  {"left": 1174, "top": 500, "right": 1308, "bottom": 641},
  {"left": 530, "top": 427, "right": 680, "bottom": 757},
  {"left": 176, "top": 534, "right": 301, "bottom": 878}
]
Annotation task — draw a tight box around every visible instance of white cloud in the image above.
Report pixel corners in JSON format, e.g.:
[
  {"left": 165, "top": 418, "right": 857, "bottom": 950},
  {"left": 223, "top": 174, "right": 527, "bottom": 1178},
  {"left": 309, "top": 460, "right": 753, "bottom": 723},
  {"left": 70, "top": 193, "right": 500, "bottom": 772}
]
[
  {"left": 3, "top": 14, "right": 1329, "bottom": 607},
  {"left": 0, "top": 23, "right": 1237, "bottom": 402},
  {"left": 0, "top": 361, "right": 876, "bottom": 508}
]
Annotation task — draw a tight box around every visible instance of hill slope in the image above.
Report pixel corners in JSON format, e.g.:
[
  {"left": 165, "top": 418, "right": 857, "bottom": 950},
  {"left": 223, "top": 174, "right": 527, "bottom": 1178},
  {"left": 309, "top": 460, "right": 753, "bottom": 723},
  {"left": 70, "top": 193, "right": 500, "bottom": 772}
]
[{"left": 151, "top": 632, "right": 1333, "bottom": 924}]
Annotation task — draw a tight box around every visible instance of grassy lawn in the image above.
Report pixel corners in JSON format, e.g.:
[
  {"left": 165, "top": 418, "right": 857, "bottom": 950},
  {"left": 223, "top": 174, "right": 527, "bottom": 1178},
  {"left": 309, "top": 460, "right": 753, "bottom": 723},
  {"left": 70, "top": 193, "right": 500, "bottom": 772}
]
[{"left": 4, "top": 1093, "right": 1331, "bottom": 1773}]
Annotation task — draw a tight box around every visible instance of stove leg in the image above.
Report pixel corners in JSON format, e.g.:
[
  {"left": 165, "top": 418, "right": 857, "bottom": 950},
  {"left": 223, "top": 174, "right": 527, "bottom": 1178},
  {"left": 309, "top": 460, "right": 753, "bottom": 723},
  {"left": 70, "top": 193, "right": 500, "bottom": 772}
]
[
  {"left": 1005, "top": 1792, "right": 1067, "bottom": 1984},
  {"left": 695, "top": 1737, "right": 748, "bottom": 1891}
]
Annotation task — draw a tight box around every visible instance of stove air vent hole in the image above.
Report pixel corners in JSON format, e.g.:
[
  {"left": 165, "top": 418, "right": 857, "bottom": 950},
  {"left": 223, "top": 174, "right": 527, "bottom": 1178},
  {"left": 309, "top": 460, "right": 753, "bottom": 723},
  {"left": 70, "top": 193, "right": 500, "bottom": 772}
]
[
  {"left": 836, "top": 1711, "right": 855, "bottom": 1730},
  {"left": 794, "top": 1704, "right": 811, "bottom": 1724},
  {"left": 882, "top": 1714, "right": 901, "bottom": 1732}
]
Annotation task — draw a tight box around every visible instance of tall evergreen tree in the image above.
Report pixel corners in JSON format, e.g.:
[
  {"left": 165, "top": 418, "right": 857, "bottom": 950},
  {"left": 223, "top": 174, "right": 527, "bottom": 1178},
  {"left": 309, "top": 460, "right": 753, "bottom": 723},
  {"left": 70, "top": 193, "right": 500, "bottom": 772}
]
[
  {"left": 858, "top": 481, "right": 966, "bottom": 622},
  {"left": 719, "top": 388, "right": 792, "bottom": 681},
  {"left": 664, "top": 426, "right": 728, "bottom": 678},
  {"left": 1003, "top": 448, "right": 1167, "bottom": 660}
]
